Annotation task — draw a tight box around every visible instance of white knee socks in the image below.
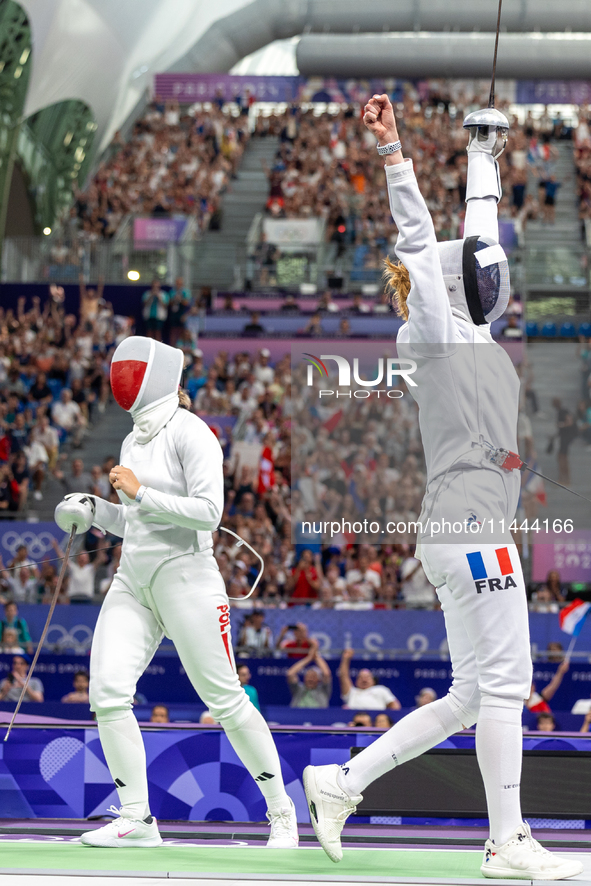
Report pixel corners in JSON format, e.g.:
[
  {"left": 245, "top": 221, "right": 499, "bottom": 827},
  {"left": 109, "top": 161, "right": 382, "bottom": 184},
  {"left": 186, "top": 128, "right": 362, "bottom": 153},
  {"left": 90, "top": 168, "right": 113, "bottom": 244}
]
[
  {"left": 475, "top": 700, "right": 524, "bottom": 846},
  {"left": 97, "top": 710, "right": 150, "bottom": 820},
  {"left": 338, "top": 698, "right": 461, "bottom": 797},
  {"left": 223, "top": 705, "right": 290, "bottom": 813}
]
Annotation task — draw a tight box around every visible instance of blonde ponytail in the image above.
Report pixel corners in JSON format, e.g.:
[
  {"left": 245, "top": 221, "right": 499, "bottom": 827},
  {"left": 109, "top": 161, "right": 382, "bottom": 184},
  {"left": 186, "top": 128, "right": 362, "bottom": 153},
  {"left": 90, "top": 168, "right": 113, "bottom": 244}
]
[
  {"left": 178, "top": 390, "right": 191, "bottom": 409},
  {"left": 383, "top": 258, "right": 411, "bottom": 321}
]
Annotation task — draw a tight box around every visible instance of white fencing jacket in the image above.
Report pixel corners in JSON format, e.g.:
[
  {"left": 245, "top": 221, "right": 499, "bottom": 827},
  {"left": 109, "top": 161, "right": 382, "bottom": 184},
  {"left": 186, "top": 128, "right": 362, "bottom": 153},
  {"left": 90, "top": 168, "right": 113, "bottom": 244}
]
[
  {"left": 388, "top": 158, "right": 521, "bottom": 534},
  {"left": 93, "top": 408, "right": 224, "bottom": 587}
]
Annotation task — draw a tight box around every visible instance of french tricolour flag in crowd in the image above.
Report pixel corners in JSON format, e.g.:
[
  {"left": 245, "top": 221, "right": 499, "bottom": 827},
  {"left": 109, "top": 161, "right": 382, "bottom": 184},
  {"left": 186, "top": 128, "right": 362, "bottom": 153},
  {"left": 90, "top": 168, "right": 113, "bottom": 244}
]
[{"left": 559, "top": 599, "right": 591, "bottom": 637}]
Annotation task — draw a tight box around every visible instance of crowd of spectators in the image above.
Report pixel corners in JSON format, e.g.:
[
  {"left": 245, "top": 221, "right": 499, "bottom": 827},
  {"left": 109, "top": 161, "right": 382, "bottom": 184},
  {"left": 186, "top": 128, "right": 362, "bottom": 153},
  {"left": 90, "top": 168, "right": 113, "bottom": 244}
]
[
  {"left": 254, "top": 91, "right": 570, "bottom": 288},
  {"left": 1, "top": 319, "right": 585, "bottom": 615},
  {"left": 70, "top": 98, "right": 249, "bottom": 240},
  {"left": 0, "top": 285, "right": 121, "bottom": 514}
]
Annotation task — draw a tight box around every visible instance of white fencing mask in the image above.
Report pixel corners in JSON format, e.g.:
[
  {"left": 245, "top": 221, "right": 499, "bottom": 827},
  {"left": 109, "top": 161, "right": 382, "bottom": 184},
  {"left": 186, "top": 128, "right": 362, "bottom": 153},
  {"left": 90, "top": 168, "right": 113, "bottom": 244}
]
[
  {"left": 110, "top": 336, "right": 183, "bottom": 443},
  {"left": 438, "top": 236, "right": 510, "bottom": 325}
]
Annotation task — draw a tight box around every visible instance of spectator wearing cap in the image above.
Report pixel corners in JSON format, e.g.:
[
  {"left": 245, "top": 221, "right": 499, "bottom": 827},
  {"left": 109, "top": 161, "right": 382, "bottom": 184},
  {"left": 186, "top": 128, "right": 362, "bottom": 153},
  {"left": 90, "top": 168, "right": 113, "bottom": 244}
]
[
  {"left": 237, "top": 610, "right": 274, "bottom": 657},
  {"left": 0, "top": 654, "right": 43, "bottom": 702},
  {"left": 286, "top": 639, "right": 332, "bottom": 708}
]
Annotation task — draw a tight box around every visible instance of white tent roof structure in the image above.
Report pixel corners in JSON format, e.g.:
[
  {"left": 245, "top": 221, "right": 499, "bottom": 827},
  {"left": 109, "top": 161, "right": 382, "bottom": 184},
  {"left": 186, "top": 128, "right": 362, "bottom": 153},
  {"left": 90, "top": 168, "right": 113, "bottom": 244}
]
[{"left": 18, "top": 0, "right": 252, "bottom": 152}]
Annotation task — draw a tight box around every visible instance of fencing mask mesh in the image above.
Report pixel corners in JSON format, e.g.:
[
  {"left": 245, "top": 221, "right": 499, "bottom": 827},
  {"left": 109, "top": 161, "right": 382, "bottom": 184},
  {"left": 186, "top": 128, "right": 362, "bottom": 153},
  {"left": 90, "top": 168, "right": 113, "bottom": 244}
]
[
  {"left": 437, "top": 236, "right": 510, "bottom": 325},
  {"left": 110, "top": 336, "right": 183, "bottom": 413}
]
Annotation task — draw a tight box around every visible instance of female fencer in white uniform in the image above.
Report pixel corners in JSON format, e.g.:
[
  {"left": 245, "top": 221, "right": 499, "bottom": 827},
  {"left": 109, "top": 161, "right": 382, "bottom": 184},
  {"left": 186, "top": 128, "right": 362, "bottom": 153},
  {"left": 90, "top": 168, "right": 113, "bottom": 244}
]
[
  {"left": 55, "top": 336, "right": 298, "bottom": 849},
  {"left": 303, "top": 96, "right": 582, "bottom": 881}
]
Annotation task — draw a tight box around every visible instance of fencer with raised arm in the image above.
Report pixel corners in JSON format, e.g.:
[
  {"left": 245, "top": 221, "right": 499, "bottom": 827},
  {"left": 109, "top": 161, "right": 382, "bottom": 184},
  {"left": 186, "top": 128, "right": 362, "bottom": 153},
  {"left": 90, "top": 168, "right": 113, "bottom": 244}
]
[
  {"left": 303, "top": 96, "right": 582, "bottom": 882},
  {"left": 55, "top": 336, "right": 298, "bottom": 850}
]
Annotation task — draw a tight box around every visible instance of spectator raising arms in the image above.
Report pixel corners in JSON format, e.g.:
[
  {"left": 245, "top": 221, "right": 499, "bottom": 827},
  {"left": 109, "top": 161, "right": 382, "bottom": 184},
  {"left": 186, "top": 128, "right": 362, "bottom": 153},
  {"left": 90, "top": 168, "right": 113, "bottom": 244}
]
[
  {"left": 338, "top": 647, "right": 400, "bottom": 711},
  {"left": 526, "top": 658, "right": 570, "bottom": 713},
  {"left": 287, "top": 639, "right": 332, "bottom": 709}
]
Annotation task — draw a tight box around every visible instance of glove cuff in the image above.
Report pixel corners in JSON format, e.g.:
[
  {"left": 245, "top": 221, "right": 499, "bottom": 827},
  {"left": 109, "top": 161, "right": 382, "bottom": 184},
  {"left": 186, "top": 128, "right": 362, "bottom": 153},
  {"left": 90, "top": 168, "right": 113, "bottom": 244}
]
[{"left": 465, "top": 152, "right": 502, "bottom": 204}]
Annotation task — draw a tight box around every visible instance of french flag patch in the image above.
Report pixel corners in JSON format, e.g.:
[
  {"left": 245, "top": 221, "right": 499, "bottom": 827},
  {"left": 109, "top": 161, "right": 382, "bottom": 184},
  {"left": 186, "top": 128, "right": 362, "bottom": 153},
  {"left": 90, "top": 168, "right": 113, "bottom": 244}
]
[
  {"left": 467, "top": 548, "right": 513, "bottom": 580},
  {"left": 467, "top": 549, "right": 517, "bottom": 594}
]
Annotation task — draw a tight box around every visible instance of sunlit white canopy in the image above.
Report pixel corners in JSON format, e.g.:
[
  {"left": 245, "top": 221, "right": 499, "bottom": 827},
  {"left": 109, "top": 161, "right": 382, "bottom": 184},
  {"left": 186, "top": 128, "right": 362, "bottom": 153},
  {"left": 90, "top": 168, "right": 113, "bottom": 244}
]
[{"left": 18, "top": 0, "right": 252, "bottom": 151}]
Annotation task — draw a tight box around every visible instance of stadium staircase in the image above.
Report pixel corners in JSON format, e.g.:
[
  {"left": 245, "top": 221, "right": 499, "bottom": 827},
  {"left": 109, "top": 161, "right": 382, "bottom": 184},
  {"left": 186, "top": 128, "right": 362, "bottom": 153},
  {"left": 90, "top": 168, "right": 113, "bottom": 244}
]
[
  {"left": 522, "top": 141, "right": 587, "bottom": 315},
  {"left": 524, "top": 142, "right": 582, "bottom": 248},
  {"left": 192, "top": 135, "right": 278, "bottom": 291}
]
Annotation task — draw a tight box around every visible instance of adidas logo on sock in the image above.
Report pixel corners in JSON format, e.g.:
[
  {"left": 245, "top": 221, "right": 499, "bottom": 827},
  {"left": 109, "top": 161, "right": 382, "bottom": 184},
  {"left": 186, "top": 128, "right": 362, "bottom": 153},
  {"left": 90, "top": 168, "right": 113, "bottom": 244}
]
[
  {"left": 255, "top": 772, "right": 275, "bottom": 782},
  {"left": 115, "top": 778, "right": 126, "bottom": 787}
]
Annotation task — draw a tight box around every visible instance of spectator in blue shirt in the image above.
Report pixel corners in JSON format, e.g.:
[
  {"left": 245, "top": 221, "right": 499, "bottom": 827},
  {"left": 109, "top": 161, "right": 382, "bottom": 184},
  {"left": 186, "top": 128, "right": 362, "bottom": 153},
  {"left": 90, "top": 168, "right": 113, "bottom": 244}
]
[
  {"left": 237, "top": 664, "right": 261, "bottom": 712},
  {"left": 1, "top": 603, "right": 32, "bottom": 654},
  {"left": 543, "top": 176, "right": 561, "bottom": 224}
]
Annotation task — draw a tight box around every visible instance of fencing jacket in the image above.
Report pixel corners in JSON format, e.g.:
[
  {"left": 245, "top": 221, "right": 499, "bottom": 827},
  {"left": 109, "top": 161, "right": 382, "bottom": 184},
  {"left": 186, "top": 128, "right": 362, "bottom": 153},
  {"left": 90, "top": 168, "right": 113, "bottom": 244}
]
[
  {"left": 93, "top": 408, "right": 224, "bottom": 587},
  {"left": 388, "top": 159, "right": 521, "bottom": 538}
]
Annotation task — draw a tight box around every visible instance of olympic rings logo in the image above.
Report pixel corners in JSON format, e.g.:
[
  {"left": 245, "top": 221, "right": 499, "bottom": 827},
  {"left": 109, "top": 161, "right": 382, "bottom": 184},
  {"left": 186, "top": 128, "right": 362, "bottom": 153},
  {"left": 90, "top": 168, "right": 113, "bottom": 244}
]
[
  {"left": 43, "top": 624, "right": 94, "bottom": 653},
  {"left": 1, "top": 530, "right": 58, "bottom": 559}
]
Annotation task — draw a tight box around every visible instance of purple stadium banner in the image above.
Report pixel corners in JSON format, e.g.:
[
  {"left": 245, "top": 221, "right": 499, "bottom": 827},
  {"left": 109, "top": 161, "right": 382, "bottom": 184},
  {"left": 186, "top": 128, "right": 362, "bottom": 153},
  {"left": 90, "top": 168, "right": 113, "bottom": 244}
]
[
  {"left": 532, "top": 531, "right": 591, "bottom": 583},
  {"left": 155, "top": 74, "right": 302, "bottom": 103},
  {"left": 517, "top": 81, "right": 591, "bottom": 105},
  {"left": 154, "top": 74, "right": 406, "bottom": 105},
  {"left": 133, "top": 217, "right": 186, "bottom": 247}
]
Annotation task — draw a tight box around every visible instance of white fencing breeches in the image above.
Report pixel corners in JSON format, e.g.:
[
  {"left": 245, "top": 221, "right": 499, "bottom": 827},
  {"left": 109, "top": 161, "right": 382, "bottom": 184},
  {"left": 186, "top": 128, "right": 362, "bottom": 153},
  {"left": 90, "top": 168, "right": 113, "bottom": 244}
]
[
  {"left": 89, "top": 549, "right": 288, "bottom": 817},
  {"left": 340, "top": 541, "right": 532, "bottom": 846},
  {"left": 421, "top": 542, "right": 532, "bottom": 721},
  {"left": 90, "top": 550, "right": 249, "bottom": 724}
]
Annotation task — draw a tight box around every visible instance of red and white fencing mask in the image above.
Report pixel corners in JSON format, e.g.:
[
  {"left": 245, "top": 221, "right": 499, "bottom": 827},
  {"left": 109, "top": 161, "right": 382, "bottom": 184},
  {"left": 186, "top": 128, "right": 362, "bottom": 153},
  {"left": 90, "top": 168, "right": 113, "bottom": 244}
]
[{"left": 110, "top": 337, "right": 183, "bottom": 413}]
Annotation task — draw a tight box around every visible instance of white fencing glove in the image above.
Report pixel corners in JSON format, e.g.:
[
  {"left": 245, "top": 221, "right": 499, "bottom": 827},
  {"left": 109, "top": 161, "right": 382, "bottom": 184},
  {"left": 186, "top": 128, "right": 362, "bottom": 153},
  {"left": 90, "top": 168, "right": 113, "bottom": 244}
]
[
  {"left": 464, "top": 108, "right": 509, "bottom": 159},
  {"left": 54, "top": 493, "right": 96, "bottom": 535}
]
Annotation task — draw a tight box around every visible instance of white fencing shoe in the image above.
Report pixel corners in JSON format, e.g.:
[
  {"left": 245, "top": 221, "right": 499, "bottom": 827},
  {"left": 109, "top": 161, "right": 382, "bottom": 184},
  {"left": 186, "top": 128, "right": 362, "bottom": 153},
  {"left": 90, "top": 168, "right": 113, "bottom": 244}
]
[
  {"left": 266, "top": 797, "right": 299, "bottom": 848},
  {"left": 481, "top": 822, "right": 584, "bottom": 880},
  {"left": 80, "top": 806, "right": 163, "bottom": 848},
  {"left": 303, "top": 764, "right": 362, "bottom": 863}
]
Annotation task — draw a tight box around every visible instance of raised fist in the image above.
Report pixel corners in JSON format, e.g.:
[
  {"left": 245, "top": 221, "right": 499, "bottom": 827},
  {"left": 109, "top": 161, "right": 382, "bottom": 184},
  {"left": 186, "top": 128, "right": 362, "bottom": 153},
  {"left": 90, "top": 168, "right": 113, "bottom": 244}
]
[{"left": 363, "top": 94, "right": 398, "bottom": 145}]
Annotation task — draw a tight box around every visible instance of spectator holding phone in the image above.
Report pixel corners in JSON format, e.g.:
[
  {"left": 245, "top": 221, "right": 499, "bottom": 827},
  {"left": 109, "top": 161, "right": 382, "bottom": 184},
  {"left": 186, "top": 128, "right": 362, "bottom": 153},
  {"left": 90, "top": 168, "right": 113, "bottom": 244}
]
[
  {"left": 0, "top": 655, "right": 43, "bottom": 702},
  {"left": 277, "top": 622, "right": 313, "bottom": 659}
]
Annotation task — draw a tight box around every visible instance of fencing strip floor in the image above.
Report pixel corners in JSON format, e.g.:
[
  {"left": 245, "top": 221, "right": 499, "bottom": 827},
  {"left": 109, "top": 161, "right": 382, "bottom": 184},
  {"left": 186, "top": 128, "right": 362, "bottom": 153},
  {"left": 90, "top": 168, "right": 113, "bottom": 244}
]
[{"left": 0, "top": 840, "right": 589, "bottom": 885}]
